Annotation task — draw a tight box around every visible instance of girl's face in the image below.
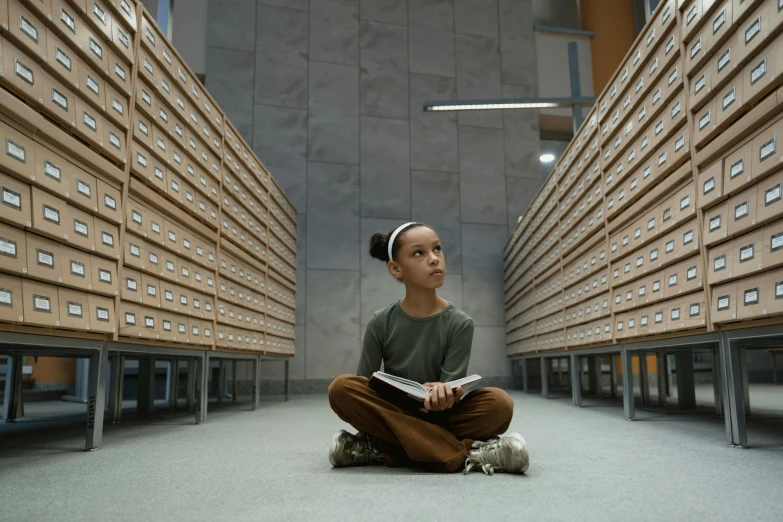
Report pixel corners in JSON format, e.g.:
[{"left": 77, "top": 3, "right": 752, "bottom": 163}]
[{"left": 390, "top": 227, "right": 446, "bottom": 288}]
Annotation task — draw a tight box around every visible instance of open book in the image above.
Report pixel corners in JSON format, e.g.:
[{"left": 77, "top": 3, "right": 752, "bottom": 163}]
[{"left": 369, "top": 371, "right": 482, "bottom": 405}]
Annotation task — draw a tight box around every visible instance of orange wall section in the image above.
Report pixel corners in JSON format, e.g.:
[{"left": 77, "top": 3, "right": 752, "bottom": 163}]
[
  {"left": 579, "top": 0, "right": 637, "bottom": 96},
  {"left": 30, "top": 357, "right": 77, "bottom": 385}
]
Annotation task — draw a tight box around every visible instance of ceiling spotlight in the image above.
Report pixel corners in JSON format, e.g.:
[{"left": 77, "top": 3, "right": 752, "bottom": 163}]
[{"left": 540, "top": 153, "right": 555, "bottom": 163}]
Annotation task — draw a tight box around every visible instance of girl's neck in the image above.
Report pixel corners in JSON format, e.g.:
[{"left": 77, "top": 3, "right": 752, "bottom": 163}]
[{"left": 399, "top": 287, "right": 448, "bottom": 318}]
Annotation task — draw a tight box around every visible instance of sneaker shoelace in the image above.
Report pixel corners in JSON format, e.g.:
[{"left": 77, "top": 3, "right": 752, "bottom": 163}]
[
  {"left": 463, "top": 437, "right": 502, "bottom": 475},
  {"left": 351, "top": 434, "right": 385, "bottom": 465}
]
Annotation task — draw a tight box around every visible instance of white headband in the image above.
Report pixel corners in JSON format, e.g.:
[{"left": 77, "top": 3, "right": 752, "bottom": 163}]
[{"left": 388, "top": 222, "right": 416, "bottom": 261}]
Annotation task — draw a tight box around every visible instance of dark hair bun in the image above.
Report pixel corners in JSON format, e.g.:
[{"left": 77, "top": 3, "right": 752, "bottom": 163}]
[{"left": 369, "top": 233, "right": 389, "bottom": 262}]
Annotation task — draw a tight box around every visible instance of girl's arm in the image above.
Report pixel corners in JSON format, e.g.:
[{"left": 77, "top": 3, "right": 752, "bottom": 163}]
[
  {"left": 356, "top": 316, "right": 383, "bottom": 378},
  {"left": 439, "top": 318, "right": 474, "bottom": 383}
]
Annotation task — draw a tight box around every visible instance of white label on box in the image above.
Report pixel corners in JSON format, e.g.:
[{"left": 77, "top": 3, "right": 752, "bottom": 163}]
[
  {"left": 653, "top": 281, "right": 661, "bottom": 292},
  {"left": 648, "top": 218, "right": 656, "bottom": 230},
  {"left": 181, "top": 266, "right": 189, "bottom": 277},
  {"left": 666, "top": 240, "right": 675, "bottom": 253},
  {"left": 83, "top": 111, "right": 97, "bottom": 131},
  {"left": 686, "top": 3, "right": 697, "bottom": 24},
  {"left": 760, "top": 138, "right": 776, "bottom": 162},
  {"left": 777, "top": 283, "right": 783, "bottom": 299},
  {"left": 636, "top": 77, "right": 643, "bottom": 93},
  {"left": 745, "top": 17, "right": 761, "bottom": 44},
  {"left": 690, "top": 304, "right": 700, "bottom": 317},
  {"left": 127, "top": 278, "right": 137, "bottom": 291},
  {"left": 141, "top": 91, "right": 151, "bottom": 106},
  {"left": 703, "top": 177, "right": 715, "bottom": 195},
  {"left": 137, "top": 152, "right": 148, "bottom": 168},
  {"left": 86, "top": 75, "right": 99, "bottom": 96},
  {"left": 655, "top": 312, "right": 663, "bottom": 323},
  {"left": 154, "top": 167, "right": 164, "bottom": 181},
  {"left": 622, "top": 236, "right": 629, "bottom": 246},
  {"left": 652, "top": 88, "right": 661, "bottom": 105},
  {"left": 772, "top": 233, "right": 783, "bottom": 251},
  {"left": 145, "top": 317, "right": 154, "bottom": 328},
  {"left": 695, "top": 74, "right": 706, "bottom": 94},
  {"left": 112, "top": 98, "right": 124, "bottom": 115},
  {"left": 612, "top": 243, "right": 618, "bottom": 253},
  {"left": 699, "top": 110, "right": 711, "bottom": 130},
  {"left": 718, "top": 296, "right": 730, "bottom": 310},
  {"left": 147, "top": 285, "right": 157, "bottom": 297},
  {"left": 623, "top": 95, "right": 630, "bottom": 109},
  {"left": 42, "top": 161, "right": 62, "bottom": 183},
  {"left": 638, "top": 105, "right": 646, "bottom": 121},
  {"left": 631, "top": 177, "right": 638, "bottom": 190},
  {"left": 60, "top": 7, "right": 76, "bottom": 32},
  {"left": 624, "top": 263, "right": 631, "bottom": 273},
  {"left": 684, "top": 230, "right": 694, "bottom": 244},
  {"left": 721, "top": 87, "right": 737, "bottom": 111},
  {"left": 634, "top": 228, "right": 641, "bottom": 239},
  {"left": 644, "top": 165, "right": 651, "bottom": 179},
  {"left": 149, "top": 252, "right": 158, "bottom": 264},
  {"left": 109, "top": 132, "right": 121, "bottom": 150},
  {"left": 180, "top": 295, "right": 188, "bottom": 305},
  {"left": 102, "top": 232, "right": 114, "bottom": 246},
  {"left": 161, "top": 79, "right": 170, "bottom": 94},
  {"left": 714, "top": 255, "right": 726, "bottom": 270},
  {"left": 89, "top": 38, "right": 103, "bottom": 59},
  {"left": 37, "top": 250, "right": 54, "bottom": 267},
  {"left": 99, "top": 269, "right": 111, "bottom": 283},
  {"left": 672, "top": 102, "right": 682, "bottom": 119},
  {"left": 718, "top": 49, "right": 731, "bottom": 72},
  {"left": 655, "top": 120, "right": 664, "bottom": 136},
  {"left": 615, "top": 136, "right": 622, "bottom": 149},
  {"left": 650, "top": 249, "right": 659, "bottom": 261},
  {"left": 55, "top": 47, "right": 72, "bottom": 71},
  {"left": 115, "top": 63, "right": 127, "bottom": 82},
  {"left": 0, "top": 289, "right": 12, "bottom": 306},
  {"left": 680, "top": 194, "right": 691, "bottom": 210},
  {"left": 71, "top": 260, "right": 85, "bottom": 276},
  {"left": 639, "top": 285, "right": 647, "bottom": 297},
  {"left": 658, "top": 150, "right": 667, "bottom": 166},
  {"left": 671, "top": 308, "right": 681, "bottom": 320},
  {"left": 745, "top": 289, "right": 759, "bottom": 305},
  {"left": 170, "top": 180, "right": 179, "bottom": 192},
  {"left": 740, "top": 245, "right": 754, "bottom": 261},
  {"left": 165, "top": 290, "right": 173, "bottom": 301},
  {"left": 68, "top": 302, "right": 83, "bottom": 317},
  {"left": 649, "top": 58, "right": 658, "bottom": 76},
  {"left": 730, "top": 159, "right": 744, "bottom": 179},
  {"left": 669, "top": 68, "right": 678, "bottom": 86},
  {"left": 117, "top": 28, "right": 130, "bottom": 49},
  {"left": 74, "top": 220, "right": 88, "bottom": 236},
  {"left": 130, "top": 244, "right": 140, "bottom": 257},
  {"left": 44, "top": 206, "right": 60, "bottom": 224},
  {"left": 619, "top": 188, "right": 625, "bottom": 200},
  {"left": 157, "top": 138, "right": 166, "bottom": 152},
  {"left": 617, "top": 321, "right": 623, "bottom": 331},
  {"left": 176, "top": 125, "right": 183, "bottom": 138},
  {"left": 637, "top": 257, "right": 643, "bottom": 267},
  {"left": 5, "top": 139, "right": 26, "bottom": 163},
  {"left": 34, "top": 295, "right": 51, "bottom": 312},
  {"left": 178, "top": 324, "right": 186, "bottom": 334},
  {"left": 77, "top": 180, "right": 91, "bottom": 197},
  {"left": 151, "top": 222, "right": 160, "bottom": 234},
  {"left": 0, "top": 238, "right": 16, "bottom": 257},
  {"left": 687, "top": 266, "right": 697, "bottom": 280},
  {"left": 766, "top": 184, "right": 781, "bottom": 205},
  {"left": 666, "top": 35, "right": 674, "bottom": 55},
  {"left": 735, "top": 202, "right": 749, "bottom": 219},
  {"left": 713, "top": 9, "right": 726, "bottom": 34},
  {"left": 163, "top": 320, "right": 171, "bottom": 332},
  {"left": 751, "top": 59, "right": 767, "bottom": 85},
  {"left": 166, "top": 261, "right": 175, "bottom": 272}
]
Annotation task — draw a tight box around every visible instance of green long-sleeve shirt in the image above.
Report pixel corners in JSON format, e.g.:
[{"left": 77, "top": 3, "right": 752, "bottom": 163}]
[{"left": 357, "top": 301, "right": 475, "bottom": 384}]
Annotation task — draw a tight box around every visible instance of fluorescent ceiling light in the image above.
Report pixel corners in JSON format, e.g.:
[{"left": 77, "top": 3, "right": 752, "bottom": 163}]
[
  {"left": 540, "top": 153, "right": 555, "bottom": 163},
  {"left": 426, "top": 102, "right": 560, "bottom": 111}
]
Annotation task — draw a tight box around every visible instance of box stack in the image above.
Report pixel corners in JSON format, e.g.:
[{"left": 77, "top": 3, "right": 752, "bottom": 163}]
[
  {"left": 504, "top": 0, "right": 733, "bottom": 356},
  {"left": 0, "top": 2, "right": 297, "bottom": 357},
  {"left": 0, "top": 0, "right": 135, "bottom": 335},
  {"left": 687, "top": 0, "right": 783, "bottom": 325}
]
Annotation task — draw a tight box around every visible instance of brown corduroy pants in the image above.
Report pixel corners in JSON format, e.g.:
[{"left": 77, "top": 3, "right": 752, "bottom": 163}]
[{"left": 328, "top": 374, "right": 514, "bottom": 473}]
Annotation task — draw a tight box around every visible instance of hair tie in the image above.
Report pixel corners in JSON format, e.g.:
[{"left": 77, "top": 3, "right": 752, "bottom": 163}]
[{"left": 387, "top": 222, "right": 416, "bottom": 261}]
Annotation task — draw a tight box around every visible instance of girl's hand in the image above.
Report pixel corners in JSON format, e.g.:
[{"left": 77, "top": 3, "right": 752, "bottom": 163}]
[{"left": 422, "top": 384, "right": 464, "bottom": 412}]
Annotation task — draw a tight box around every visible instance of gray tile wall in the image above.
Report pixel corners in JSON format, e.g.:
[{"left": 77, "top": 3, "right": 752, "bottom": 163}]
[{"left": 205, "top": 0, "right": 542, "bottom": 386}]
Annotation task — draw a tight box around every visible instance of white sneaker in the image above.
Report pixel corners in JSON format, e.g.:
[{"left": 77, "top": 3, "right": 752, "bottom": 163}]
[{"left": 463, "top": 433, "right": 529, "bottom": 475}]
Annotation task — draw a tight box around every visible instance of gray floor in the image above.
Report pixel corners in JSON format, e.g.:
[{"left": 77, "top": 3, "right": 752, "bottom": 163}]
[{"left": 1, "top": 387, "right": 782, "bottom": 521}]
